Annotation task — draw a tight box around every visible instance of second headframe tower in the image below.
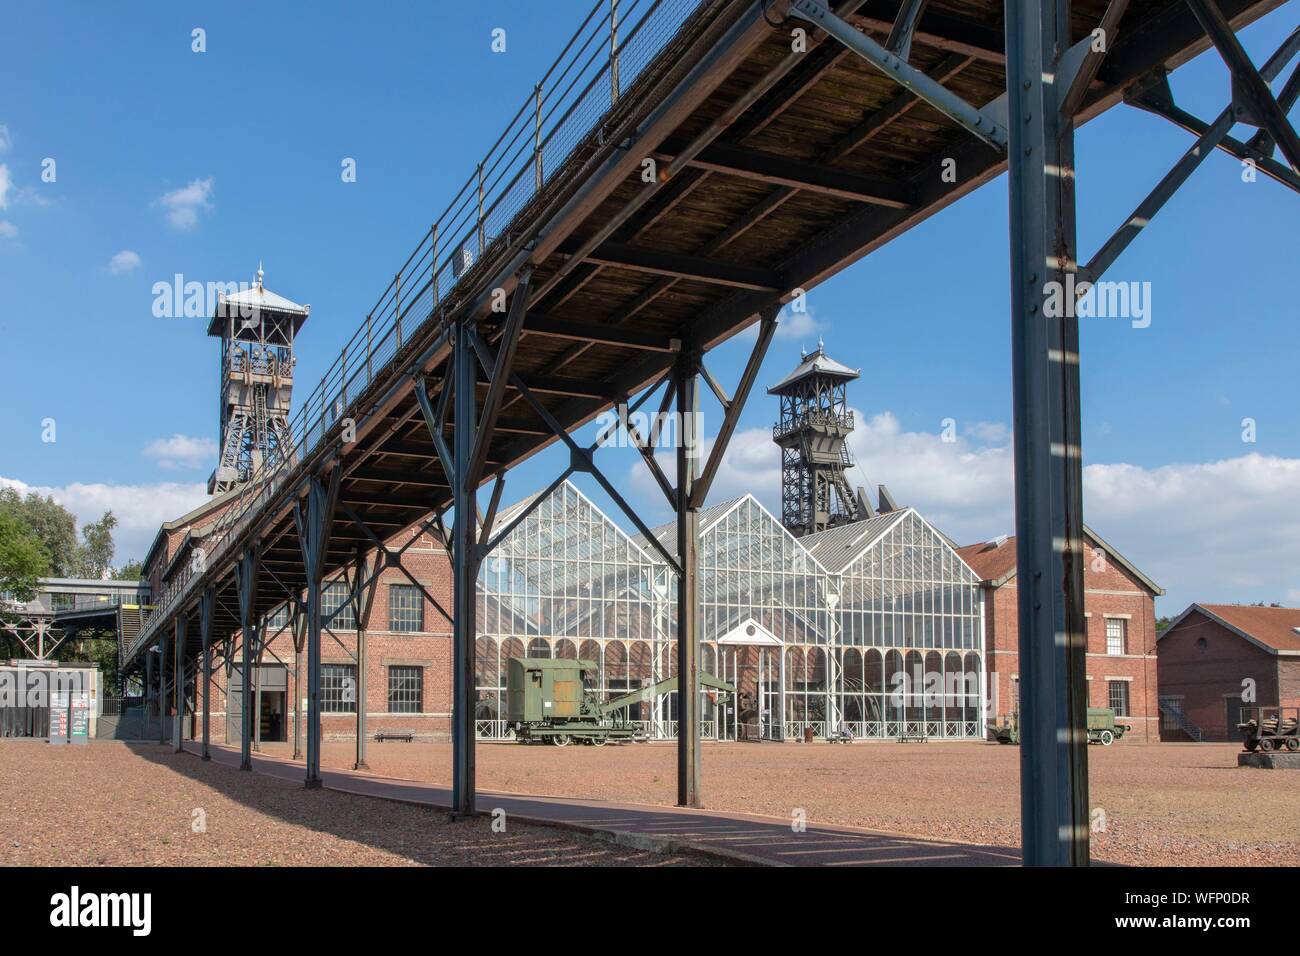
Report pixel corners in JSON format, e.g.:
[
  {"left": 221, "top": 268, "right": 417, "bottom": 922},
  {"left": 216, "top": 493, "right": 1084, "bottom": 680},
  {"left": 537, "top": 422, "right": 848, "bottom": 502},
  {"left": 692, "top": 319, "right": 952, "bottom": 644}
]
[
  {"left": 769, "top": 340, "right": 871, "bottom": 537},
  {"left": 207, "top": 265, "right": 309, "bottom": 494}
]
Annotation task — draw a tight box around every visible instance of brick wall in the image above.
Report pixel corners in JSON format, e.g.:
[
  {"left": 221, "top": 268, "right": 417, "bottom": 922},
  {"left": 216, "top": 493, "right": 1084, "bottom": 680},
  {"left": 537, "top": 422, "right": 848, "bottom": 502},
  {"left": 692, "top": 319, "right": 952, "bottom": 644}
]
[
  {"left": 189, "top": 533, "right": 456, "bottom": 744},
  {"left": 1156, "top": 610, "right": 1280, "bottom": 741},
  {"left": 982, "top": 541, "right": 1160, "bottom": 742}
]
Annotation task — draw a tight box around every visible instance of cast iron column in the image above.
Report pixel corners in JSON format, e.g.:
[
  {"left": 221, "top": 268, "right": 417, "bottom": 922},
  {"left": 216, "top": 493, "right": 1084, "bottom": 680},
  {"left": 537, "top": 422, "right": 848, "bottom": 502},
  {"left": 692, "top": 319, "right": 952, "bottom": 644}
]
[
  {"left": 145, "top": 646, "right": 154, "bottom": 740},
  {"left": 675, "top": 351, "right": 702, "bottom": 807},
  {"left": 200, "top": 589, "right": 213, "bottom": 760},
  {"left": 173, "top": 616, "right": 186, "bottom": 752},
  {"left": 291, "top": 601, "right": 305, "bottom": 761},
  {"left": 158, "top": 633, "right": 168, "bottom": 745},
  {"left": 452, "top": 322, "right": 478, "bottom": 815},
  {"left": 299, "top": 475, "right": 337, "bottom": 790},
  {"left": 1005, "top": 0, "right": 1090, "bottom": 866},
  {"left": 235, "top": 548, "right": 260, "bottom": 771}
]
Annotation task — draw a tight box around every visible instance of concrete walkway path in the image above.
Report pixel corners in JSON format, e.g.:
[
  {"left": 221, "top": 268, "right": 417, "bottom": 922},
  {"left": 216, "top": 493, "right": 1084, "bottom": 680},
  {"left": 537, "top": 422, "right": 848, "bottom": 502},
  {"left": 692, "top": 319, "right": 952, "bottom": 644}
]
[{"left": 181, "top": 740, "right": 1019, "bottom": 866}]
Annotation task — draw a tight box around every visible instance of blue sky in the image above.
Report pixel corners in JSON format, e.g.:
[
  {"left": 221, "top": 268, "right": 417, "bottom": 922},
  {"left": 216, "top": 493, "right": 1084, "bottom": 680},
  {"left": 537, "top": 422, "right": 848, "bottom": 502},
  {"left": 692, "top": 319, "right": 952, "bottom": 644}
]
[{"left": 1, "top": 1, "right": 1296, "bottom": 613}]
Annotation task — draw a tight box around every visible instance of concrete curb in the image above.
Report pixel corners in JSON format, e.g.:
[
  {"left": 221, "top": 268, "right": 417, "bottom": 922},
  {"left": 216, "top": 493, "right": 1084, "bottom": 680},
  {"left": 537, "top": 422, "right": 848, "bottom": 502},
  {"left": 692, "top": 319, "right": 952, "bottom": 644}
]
[{"left": 482, "top": 809, "right": 782, "bottom": 867}]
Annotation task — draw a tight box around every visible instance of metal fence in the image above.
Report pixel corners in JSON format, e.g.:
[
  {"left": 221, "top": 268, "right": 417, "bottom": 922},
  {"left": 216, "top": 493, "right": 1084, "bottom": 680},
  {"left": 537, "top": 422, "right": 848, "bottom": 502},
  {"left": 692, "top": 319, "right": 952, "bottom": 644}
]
[{"left": 130, "top": 0, "right": 712, "bottom": 661}]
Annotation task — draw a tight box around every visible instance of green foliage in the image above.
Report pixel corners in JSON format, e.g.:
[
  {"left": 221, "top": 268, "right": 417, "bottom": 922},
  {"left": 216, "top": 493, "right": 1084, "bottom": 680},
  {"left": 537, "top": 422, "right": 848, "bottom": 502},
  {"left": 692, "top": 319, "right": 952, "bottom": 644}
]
[
  {"left": 113, "top": 558, "right": 144, "bottom": 581},
  {"left": 0, "top": 488, "right": 78, "bottom": 576},
  {"left": 0, "top": 511, "right": 50, "bottom": 601},
  {"left": 0, "top": 490, "right": 134, "bottom": 580},
  {"left": 72, "top": 511, "right": 117, "bottom": 579}
]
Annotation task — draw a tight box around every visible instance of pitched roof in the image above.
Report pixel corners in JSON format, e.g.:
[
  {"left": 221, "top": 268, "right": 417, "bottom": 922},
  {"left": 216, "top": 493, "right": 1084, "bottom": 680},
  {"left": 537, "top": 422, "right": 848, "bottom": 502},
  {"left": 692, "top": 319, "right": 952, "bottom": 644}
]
[
  {"left": 955, "top": 525, "right": 1163, "bottom": 595},
  {"left": 205, "top": 269, "right": 310, "bottom": 336},
  {"left": 767, "top": 344, "right": 860, "bottom": 393},
  {"left": 218, "top": 283, "right": 309, "bottom": 316},
  {"left": 142, "top": 486, "right": 243, "bottom": 574},
  {"left": 798, "top": 510, "right": 908, "bottom": 573},
  {"left": 1161, "top": 603, "right": 1300, "bottom": 655},
  {"left": 954, "top": 537, "right": 1018, "bottom": 586},
  {"left": 632, "top": 496, "right": 748, "bottom": 563}
]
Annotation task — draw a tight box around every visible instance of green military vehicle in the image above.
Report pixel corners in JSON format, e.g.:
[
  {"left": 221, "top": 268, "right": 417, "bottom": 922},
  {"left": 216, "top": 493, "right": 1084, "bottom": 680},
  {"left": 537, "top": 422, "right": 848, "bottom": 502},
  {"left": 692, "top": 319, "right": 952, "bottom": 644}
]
[
  {"left": 1087, "top": 707, "right": 1130, "bottom": 745},
  {"left": 990, "top": 707, "right": 1129, "bottom": 746},
  {"left": 506, "top": 657, "right": 735, "bottom": 745}
]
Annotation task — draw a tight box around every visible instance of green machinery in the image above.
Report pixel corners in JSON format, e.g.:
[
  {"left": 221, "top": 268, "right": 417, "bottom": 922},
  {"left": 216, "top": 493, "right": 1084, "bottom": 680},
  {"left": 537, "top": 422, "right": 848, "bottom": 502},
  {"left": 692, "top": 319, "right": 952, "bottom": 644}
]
[
  {"left": 505, "top": 657, "right": 735, "bottom": 746},
  {"left": 990, "top": 708, "right": 1129, "bottom": 746},
  {"left": 1086, "top": 707, "right": 1130, "bottom": 746}
]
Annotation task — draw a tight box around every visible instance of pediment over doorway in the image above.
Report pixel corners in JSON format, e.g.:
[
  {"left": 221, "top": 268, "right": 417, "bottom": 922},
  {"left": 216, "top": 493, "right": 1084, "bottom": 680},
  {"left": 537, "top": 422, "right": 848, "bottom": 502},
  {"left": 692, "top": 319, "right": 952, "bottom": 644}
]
[{"left": 717, "top": 617, "right": 781, "bottom": 646}]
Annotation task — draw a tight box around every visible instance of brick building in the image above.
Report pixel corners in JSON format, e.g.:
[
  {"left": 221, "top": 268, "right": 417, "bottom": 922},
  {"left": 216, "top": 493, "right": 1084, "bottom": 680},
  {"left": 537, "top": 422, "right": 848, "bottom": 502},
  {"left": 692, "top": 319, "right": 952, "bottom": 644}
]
[
  {"left": 1156, "top": 604, "right": 1300, "bottom": 742},
  {"left": 955, "top": 526, "right": 1163, "bottom": 741},
  {"left": 142, "top": 499, "right": 454, "bottom": 747}
]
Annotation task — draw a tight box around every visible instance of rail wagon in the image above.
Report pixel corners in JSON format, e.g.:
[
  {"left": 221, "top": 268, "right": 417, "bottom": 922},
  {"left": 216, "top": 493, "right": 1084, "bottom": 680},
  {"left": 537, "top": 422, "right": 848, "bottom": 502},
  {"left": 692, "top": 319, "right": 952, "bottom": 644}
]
[{"left": 1238, "top": 706, "right": 1300, "bottom": 753}]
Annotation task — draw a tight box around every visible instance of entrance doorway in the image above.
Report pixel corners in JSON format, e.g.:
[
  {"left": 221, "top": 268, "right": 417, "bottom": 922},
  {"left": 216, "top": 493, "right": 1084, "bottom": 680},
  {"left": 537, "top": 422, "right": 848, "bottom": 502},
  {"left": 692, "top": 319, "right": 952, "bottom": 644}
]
[
  {"left": 259, "top": 690, "right": 286, "bottom": 742},
  {"left": 227, "top": 664, "right": 289, "bottom": 744}
]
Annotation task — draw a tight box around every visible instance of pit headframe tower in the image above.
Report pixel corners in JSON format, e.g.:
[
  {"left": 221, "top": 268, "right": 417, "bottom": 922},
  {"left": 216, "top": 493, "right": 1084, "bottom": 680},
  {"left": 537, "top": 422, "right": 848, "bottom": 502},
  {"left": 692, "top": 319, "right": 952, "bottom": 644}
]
[
  {"left": 769, "top": 340, "right": 869, "bottom": 537},
  {"left": 207, "top": 265, "right": 309, "bottom": 494}
]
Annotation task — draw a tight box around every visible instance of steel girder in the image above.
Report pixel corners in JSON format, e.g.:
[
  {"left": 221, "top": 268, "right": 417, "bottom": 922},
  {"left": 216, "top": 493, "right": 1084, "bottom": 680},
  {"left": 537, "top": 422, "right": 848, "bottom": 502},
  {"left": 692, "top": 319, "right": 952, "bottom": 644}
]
[{"left": 294, "top": 471, "right": 341, "bottom": 789}]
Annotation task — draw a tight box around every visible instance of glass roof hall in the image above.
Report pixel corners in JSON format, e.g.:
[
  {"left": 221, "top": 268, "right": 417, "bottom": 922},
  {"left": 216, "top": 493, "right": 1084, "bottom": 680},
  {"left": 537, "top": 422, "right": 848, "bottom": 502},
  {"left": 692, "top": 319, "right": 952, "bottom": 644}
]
[{"left": 475, "top": 480, "right": 985, "bottom": 742}]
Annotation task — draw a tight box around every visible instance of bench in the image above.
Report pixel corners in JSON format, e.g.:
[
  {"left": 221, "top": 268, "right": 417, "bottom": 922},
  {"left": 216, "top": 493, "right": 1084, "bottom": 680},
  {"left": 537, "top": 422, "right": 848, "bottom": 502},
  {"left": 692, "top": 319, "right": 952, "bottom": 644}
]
[
  {"left": 896, "top": 734, "right": 929, "bottom": 743},
  {"left": 373, "top": 730, "right": 415, "bottom": 743}
]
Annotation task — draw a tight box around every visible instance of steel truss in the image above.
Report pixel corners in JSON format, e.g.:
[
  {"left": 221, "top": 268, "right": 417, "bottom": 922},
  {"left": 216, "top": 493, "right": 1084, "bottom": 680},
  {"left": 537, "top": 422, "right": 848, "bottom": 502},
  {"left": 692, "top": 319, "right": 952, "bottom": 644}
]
[{"left": 786, "top": 0, "right": 1298, "bottom": 865}]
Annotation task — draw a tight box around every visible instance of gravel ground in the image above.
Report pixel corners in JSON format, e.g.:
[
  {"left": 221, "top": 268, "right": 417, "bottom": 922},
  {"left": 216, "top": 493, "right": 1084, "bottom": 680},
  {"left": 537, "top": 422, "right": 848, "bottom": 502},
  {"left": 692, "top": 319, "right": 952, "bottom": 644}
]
[
  {"left": 0, "top": 740, "right": 711, "bottom": 867},
  {"left": 272, "top": 737, "right": 1299, "bottom": 866}
]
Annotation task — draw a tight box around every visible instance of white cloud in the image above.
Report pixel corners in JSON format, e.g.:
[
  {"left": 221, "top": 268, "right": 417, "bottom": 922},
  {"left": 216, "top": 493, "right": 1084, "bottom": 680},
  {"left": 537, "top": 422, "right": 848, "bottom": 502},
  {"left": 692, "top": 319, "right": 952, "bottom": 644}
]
[
  {"left": 966, "top": 420, "right": 1009, "bottom": 444},
  {"left": 1083, "top": 454, "right": 1300, "bottom": 611},
  {"left": 155, "top": 177, "right": 214, "bottom": 231},
  {"left": 0, "top": 220, "right": 16, "bottom": 240},
  {"left": 143, "top": 434, "right": 217, "bottom": 471},
  {"left": 776, "top": 307, "right": 825, "bottom": 341},
  {"left": 0, "top": 476, "right": 209, "bottom": 566},
  {"left": 108, "top": 249, "right": 141, "bottom": 275},
  {"left": 0, "top": 163, "right": 11, "bottom": 210},
  {"left": 627, "top": 409, "right": 1300, "bottom": 614}
]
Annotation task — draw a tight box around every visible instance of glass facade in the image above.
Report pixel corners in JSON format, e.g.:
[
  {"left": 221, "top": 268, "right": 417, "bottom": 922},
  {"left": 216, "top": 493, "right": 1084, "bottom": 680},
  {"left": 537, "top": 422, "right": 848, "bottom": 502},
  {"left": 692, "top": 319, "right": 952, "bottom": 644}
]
[{"left": 475, "top": 481, "right": 985, "bottom": 741}]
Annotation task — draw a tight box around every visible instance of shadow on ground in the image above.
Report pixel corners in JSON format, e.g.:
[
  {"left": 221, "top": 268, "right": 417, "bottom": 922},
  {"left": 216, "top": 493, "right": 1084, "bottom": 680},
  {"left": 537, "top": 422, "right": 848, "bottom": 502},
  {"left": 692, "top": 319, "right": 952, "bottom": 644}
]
[
  {"left": 123, "top": 741, "right": 706, "bottom": 867},
  {"left": 133, "top": 739, "right": 1021, "bottom": 867}
]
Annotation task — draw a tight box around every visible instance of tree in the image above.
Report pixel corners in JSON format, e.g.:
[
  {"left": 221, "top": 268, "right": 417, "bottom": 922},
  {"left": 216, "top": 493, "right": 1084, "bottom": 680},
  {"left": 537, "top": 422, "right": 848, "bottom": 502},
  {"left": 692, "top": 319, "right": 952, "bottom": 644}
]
[
  {"left": 0, "top": 511, "right": 50, "bottom": 602},
  {"left": 72, "top": 512, "right": 117, "bottom": 579},
  {"left": 113, "top": 558, "right": 144, "bottom": 581},
  {"left": 0, "top": 489, "right": 77, "bottom": 576}
]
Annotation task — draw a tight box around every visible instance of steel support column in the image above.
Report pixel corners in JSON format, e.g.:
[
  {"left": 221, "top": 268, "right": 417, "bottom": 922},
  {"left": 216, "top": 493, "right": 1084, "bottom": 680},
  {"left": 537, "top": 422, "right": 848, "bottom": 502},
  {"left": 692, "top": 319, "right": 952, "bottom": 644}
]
[
  {"left": 354, "top": 547, "right": 379, "bottom": 771},
  {"left": 173, "top": 616, "right": 186, "bottom": 752},
  {"left": 675, "top": 351, "right": 702, "bottom": 808},
  {"left": 200, "top": 589, "right": 214, "bottom": 760},
  {"left": 158, "top": 632, "right": 168, "bottom": 745},
  {"left": 296, "top": 471, "right": 340, "bottom": 789},
  {"left": 145, "top": 646, "right": 154, "bottom": 740},
  {"left": 292, "top": 601, "right": 305, "bottom": 761},
  {"left": 1004, "top": 0, "right": 1090, "bottom": 866},
  {"left": 451, "top": 322, "right": 478, "bottom": 815},
  {"left": 235, "top": 548, "right": 261, "bottom": 771}
]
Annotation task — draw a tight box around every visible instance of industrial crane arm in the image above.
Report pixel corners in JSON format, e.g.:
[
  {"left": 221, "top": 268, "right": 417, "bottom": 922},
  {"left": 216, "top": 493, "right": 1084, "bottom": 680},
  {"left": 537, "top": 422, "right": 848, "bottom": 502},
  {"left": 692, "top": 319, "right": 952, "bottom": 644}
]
[{"left": 595, "top": 673, "right": 735, "bottom": 717}]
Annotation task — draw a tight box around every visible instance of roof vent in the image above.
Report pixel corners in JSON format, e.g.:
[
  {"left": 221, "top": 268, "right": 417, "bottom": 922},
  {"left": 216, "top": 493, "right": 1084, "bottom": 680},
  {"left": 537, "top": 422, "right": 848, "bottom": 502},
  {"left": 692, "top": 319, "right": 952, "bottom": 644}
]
[
  {"left": 1293, "top": 626, "right": 1300, "bottom": 636},
  {"left": 987, "top": 534, "right": 1009, "bottom": 549}
]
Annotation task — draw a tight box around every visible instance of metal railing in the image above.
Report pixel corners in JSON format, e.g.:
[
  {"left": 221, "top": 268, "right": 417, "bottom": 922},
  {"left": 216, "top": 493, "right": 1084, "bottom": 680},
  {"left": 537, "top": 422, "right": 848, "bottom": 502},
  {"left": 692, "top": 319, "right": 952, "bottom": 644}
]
[
  {"left": 130, "top": 0, "right": 712, "bottom": 662},
  {"left": 771, "top": 408, "right": 855, "bottom": 441}
]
